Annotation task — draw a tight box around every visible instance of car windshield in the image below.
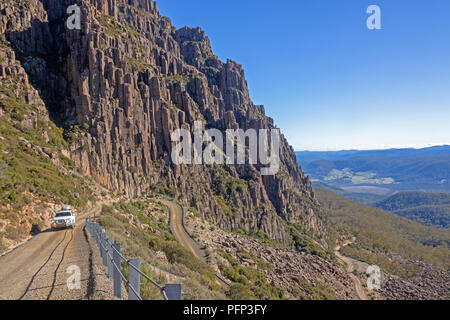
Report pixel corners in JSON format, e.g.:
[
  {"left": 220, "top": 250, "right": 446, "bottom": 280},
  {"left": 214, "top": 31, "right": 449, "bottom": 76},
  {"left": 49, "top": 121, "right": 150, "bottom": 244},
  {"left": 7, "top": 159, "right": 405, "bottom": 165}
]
[{"left": 54, "top": 212, "right": 71, "bottom": 218}]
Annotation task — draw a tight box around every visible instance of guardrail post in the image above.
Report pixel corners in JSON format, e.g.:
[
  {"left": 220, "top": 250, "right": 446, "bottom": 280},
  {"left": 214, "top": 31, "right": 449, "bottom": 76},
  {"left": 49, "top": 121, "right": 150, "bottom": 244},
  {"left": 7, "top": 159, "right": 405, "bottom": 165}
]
[
  {"left": 128, "top": 258, "right": 141, "bottom": 300},
  {"left": 107, "top": 238, "right": 114, "bottom": 278},
  {"left": 94, "top": 223, "right": 98, "bottom": 245},
  {"left": 99, "top": 227, "right": 103, "bottom": 259},
  {"left": 112, "top": 242, "right": 122, "bottom": 298},
  {"left": 96, "top": 224, "right": 101, "bottom": 249},
  {"left": 165, "top": 284, "right": 182, "bottom": 300},
  {"left": 101, "top": 229, "right": 107, "bottom": 266}
]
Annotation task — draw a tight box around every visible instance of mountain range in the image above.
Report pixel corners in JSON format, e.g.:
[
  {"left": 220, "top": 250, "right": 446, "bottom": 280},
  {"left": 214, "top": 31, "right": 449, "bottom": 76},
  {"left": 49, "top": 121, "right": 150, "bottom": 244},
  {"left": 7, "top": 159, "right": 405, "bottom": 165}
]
[
  {"left": 296, "top": 146, "right": 450, "bottom": 194},
  {"left": 0, "top": 0, "right": 448, "bottom": 300}
]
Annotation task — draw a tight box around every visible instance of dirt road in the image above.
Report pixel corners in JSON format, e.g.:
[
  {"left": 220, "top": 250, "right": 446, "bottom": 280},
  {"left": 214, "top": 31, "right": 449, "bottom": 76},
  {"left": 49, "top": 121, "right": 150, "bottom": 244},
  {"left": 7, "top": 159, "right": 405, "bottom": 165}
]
[
  {"left": 334, "top": 242, "right": 369, "bottom": 300},
  {"left": 158, "top": 199, "right": 229, "bottom": 287},
  {"left": 159, "top": 199, "right": 207, "bottom": 261},
  {"left": 0, "top": 204, "right": 115, "bottom": 300}
]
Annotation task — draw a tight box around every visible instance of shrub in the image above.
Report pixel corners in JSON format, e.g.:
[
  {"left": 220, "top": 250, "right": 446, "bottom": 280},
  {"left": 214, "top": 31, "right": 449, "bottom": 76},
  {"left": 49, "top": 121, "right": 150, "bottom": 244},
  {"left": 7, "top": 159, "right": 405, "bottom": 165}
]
[
  {"left": 8, "top": 191, "right": 19, "bottom": 202},
  {"left": 226, "top": 283, "right": 256, "bottom": 300},
  {"left": 5, "top": 225, "right": 26, "bottom": 241}
]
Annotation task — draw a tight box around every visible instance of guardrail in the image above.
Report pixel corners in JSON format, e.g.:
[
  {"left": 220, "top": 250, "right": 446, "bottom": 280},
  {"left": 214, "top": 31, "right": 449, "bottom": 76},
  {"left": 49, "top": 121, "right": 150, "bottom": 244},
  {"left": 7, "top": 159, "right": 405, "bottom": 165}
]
[{"left": 85, "top": 217, "right": 184, "bottom": 300}]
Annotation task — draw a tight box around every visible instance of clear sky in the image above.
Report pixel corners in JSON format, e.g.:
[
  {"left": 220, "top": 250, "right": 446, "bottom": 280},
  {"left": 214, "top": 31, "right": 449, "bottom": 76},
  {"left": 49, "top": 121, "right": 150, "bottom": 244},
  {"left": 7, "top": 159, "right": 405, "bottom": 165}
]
[{"left": 157, "top": 0, "right": 450, "bottom": 151}]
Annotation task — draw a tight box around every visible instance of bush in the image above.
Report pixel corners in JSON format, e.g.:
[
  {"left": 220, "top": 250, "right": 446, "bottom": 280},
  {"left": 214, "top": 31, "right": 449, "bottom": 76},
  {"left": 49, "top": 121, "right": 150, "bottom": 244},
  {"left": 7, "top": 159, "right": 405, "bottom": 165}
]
[
  {"left": 157, "top": 240, "right": 215, "bottom": 279},
  {"left": 226, "top": 283, "right": 256, "bottom": 300},
  {"left": 5, "top": 225, "right": 26, "bottom": 242},
  {"left": 219, "top": 251, "right": 285, "bottom": 300},
  {"left": 8, "top": 191, "right": 19, "bottom": 202}
]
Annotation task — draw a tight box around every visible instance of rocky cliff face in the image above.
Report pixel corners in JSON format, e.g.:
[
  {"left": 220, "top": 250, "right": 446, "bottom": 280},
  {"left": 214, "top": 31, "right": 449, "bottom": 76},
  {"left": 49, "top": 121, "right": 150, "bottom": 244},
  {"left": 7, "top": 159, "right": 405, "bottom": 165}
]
[{"left": 1, "top": 0, "right": 323, "bottom": 243}]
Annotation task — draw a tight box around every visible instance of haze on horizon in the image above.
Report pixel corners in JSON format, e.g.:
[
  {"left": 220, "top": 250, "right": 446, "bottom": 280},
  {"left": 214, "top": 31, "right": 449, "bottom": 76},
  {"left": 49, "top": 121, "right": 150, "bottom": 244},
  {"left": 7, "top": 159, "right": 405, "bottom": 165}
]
[{"left": 158, "top": 0, "right": 450, "bottom": 151}]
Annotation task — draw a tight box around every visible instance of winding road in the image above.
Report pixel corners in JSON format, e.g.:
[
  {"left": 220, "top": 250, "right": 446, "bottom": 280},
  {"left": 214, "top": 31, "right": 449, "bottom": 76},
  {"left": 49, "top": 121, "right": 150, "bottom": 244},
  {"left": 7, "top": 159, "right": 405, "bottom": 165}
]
[
  {"left": 334, "top": 241, "right": 369, "bottom": 300},
  {"left": 159, "top": 199, "right": 207, "bottom": 261},
  {"left": 158, "top": 199, "right": 229, "bottom": 288}
]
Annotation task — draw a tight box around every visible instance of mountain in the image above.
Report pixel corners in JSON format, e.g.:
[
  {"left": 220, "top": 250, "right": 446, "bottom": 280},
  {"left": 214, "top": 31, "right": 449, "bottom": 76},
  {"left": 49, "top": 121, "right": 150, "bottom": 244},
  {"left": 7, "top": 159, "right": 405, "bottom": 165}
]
[
  {"left": 315, "top": 188, "right": 450, "bottom": 299},
  {"left": 375, "top": 192, "right": 450, "bottom": 228},
  {"left": 0, "top": 0, "right": 324, "bottom": 249},
  {"left": 0, "top": 1, "right": 367, "bottom": 301},
  {"left": 1, "top": 0, "right": 448, "bottom": 301},
  {"left": 296, "top": 147, "right": 450, "bottom": 194},
  {"left": 297, "top": 146, "right": 450, "bottom": 163}
]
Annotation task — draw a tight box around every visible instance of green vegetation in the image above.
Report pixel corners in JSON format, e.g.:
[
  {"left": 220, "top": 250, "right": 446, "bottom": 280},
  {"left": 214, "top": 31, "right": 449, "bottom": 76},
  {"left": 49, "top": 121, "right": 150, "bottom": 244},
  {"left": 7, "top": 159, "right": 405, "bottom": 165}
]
[
  {"left": 292, "top": 276, "right": 337, "bottom": 300},
  {"left": 287, "top": 224, "right": 333, "bottom": 260},
  {"left": 232, "top": 227, "right": 285, "bottom": 248},
  {"left": 97, "top": 200, "right": 224, "bottom": 300},
  {"left": 148, "top": 182, "right": 176, "bottom": 198},
  {"left": 5, "top": 225, "right": 27, "bottom": 242},
  {"left": 163, "top": 74, "right": 190, "bottom": 83},
  {"left": 315, "top": 189, "right": 450, "bottom": 278},
  {"left": 125, "top": 56, "right": 151, "bottom": 73},
  {"left": 375, "top": 192, "right": 450, "bottom": 228},
  {"left": 214, "top": 195, "right": 232, "bottom": 217},
  {"left": 298, "top": 148, "right": 450, "bottom": 193},
  {"left": 324, "top": 168, "right": 394, "bottom": 185},
  {"left": 210, "top": 164, "right": 251, "bottom": 218},
  {"left": 97, "top": 14, "right": 123, "bottom": 37},
  {"left": 63, "top": 123, "right": 89, "bottom": 144},
  {"left": 311, "top": 181, "right": 386, "bottom": 205},
  {"left": 218, "top": 250, "right": 285, "bottom": 300},
  {"left": 0, "top": 77, "right": 95, "bottom": 210}
]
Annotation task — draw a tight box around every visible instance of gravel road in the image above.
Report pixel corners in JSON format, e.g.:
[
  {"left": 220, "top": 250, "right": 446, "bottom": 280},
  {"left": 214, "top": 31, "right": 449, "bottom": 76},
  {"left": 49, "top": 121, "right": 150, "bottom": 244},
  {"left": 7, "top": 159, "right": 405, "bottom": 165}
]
[
  {"left": 0, "top": 204, "right": 118, "bottom": 300},
  {"left": 159, "top": 198, "right": 229, "bottom": 288},
  {"left": 335, "top": 242, "right": 369, "bottom": 300}
]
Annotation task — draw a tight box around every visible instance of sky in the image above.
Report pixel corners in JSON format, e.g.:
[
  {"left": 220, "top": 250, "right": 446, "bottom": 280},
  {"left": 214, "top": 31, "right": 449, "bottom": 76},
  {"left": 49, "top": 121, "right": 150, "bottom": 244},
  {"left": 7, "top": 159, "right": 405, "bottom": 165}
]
[{"left": 157, "top": 0, "right": 450, "bottom": 151}]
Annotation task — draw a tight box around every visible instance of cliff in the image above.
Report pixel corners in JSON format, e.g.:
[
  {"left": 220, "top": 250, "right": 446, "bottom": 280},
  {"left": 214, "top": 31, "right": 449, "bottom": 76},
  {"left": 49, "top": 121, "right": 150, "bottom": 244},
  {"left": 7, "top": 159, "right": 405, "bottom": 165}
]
[{"left": 1, "top": 0, "right": 324, "bottom": 243}]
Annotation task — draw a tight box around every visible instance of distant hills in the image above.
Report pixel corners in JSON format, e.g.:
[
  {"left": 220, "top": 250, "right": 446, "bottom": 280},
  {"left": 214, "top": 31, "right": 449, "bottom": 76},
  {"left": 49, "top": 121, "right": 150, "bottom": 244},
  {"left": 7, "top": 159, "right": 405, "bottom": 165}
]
[
  {"left": 375, "top": 192, "right": 450, "bottom": 228},
  {"left": 296, "top": 146, "right": 450, "bottom": 194},
  {"left": 311, "top": 181, "right": 388, "bottom": 205}
]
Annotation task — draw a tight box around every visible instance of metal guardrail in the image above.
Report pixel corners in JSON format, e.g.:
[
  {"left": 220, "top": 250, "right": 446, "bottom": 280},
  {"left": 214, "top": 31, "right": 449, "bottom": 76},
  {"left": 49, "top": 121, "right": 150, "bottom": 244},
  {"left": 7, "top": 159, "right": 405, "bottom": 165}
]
[{"left": 85, "top": 217, "right": 184, "bottom": 300}]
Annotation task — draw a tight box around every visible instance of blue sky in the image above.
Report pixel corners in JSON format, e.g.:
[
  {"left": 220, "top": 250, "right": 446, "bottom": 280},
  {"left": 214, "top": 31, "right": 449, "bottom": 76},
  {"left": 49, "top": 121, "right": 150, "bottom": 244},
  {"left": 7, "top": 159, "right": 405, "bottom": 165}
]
[{"left": 158, "top": 0, "right": 450, "bottom": 151}]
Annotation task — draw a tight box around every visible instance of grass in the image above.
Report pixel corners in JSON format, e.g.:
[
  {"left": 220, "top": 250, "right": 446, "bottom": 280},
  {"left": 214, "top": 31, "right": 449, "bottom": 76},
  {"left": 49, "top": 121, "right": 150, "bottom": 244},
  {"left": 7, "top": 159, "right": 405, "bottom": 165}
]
[
  {"left": 5, "top": 225, "right": 27, "bottom": 242},
  {"left": 96, "top": 14, "right": 123, "bottom": 37},
  {"left": 232, "top": 227, "right": 285, "bottom": 249},
  {"left": 218, "top": 250, "right": 285, "bottom": 300},
  {"left": 292, "top": 276, "right": 337, "bottom": 300},
  {"left": 147, "top": 182, "right": 176, "bottom": 198},
  {"left": 124, "top": 56, "right": 151, "bottom": 73},
  {"left": 288, "top": 223, "right": 334, "bottom": 260},
  {"left": 0, "top": 70, "right": 96, "bottom": 252},
  {"left": 214, "top": 195, "right": 233, "bottom": 217},
  {"left": 163, "top": 74, "right": 190, "bottom": 83},
  {"left": 0, "top": 77, "right": 95, "bottom": 210},
  {"left": 97, "top": 200, "right": 225, "bottom": 300}
]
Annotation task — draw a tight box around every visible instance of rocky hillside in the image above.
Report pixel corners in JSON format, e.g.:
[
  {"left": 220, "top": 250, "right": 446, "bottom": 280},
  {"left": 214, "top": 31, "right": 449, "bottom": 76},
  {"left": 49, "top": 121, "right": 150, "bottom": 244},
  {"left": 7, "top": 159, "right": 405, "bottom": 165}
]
[
  {"left": 0, "top": 0, "right": 323, "bottom": 244},
  {"left": 0, "top": 5, "right": 107, "bottom": 251}
]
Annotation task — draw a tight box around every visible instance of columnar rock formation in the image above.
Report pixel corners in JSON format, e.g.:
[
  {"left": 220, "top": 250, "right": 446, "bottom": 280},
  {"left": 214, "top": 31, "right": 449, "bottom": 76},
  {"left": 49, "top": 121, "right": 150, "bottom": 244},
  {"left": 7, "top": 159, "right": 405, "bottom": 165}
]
[{"left": 1, "top": 0, "right": 323, "bottom": 242}]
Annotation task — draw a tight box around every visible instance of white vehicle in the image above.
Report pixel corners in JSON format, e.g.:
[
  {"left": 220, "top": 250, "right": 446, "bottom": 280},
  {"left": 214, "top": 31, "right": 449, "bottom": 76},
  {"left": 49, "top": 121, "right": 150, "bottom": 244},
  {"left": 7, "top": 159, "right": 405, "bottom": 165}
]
[{"left": 51, "top": 208, "right": 76, "bottom": 230}]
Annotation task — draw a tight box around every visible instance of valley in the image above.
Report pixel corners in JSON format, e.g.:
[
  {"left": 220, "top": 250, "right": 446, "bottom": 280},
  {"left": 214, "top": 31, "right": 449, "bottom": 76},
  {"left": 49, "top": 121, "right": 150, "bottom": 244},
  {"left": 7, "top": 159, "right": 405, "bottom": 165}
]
[
  {"left": 297, "top": 146, "right": 450, "bottom": 194},
  {"left": 0, "top": 0, "right": 448, "bottom": 302}
]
